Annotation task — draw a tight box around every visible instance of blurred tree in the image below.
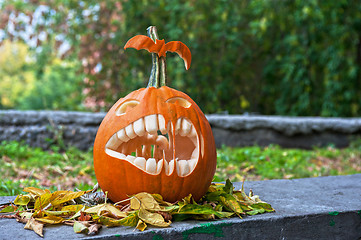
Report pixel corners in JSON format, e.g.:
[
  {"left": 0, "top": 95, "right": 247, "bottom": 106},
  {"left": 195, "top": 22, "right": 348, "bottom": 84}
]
[
  {"left": 0, "top": 0, "right": 360, "bottom": 116},
  {"left": 0, "top": 40, "right": 35, "bottom": 108},
  {"left": 18, "top": 58, "right": 85, "bottom": 110}
]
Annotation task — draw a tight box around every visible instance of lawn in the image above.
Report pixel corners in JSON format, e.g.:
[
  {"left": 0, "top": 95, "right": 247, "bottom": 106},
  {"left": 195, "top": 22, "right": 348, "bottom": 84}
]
[{"left": 1, "top": 140, "right": 360, "bottom": 196}]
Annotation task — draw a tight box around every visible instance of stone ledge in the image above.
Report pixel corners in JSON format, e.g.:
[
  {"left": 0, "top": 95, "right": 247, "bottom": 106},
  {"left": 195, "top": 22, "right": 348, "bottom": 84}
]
[
  {"left": 1, "top": 174, "right": 360, "bottom": 239},
  {"left": 207, "top": 115, "right": 361, "bottom": 135},
  {"left": 1, "top": 110, "right": 361, "bottom": 149}
]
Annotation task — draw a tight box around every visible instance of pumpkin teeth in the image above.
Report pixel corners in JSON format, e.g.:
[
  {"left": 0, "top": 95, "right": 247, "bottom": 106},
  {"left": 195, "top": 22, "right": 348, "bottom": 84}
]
[
  {"left": 105, "top": 114, "right": 200, "bottom": 177},
  {"left": 144, "top": 115, "right": 158, "bottom": 135},
  {"left": 134, "top": 157, "right": 146, "bottom": 170}
]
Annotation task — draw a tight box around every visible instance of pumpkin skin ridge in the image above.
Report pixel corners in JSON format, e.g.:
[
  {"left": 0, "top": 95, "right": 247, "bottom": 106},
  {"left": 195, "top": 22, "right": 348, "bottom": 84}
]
[{"left": 94, "top": 86, "right": 216, "bottom": 202}]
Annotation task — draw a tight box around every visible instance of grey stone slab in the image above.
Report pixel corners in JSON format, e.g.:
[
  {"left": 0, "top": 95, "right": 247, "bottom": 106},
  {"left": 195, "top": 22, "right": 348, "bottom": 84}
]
[
  {"left": 1, "top": 174, "right": 361, "bottom": 240},
  {"left": 2, "top": 110, "right": 361, "bottom": 149}
]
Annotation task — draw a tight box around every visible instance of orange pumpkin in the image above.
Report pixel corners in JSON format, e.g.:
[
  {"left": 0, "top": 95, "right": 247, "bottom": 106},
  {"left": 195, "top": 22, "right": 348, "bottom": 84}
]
[{"left": 93, "top": 26, "right": 216, "bottom": 203}]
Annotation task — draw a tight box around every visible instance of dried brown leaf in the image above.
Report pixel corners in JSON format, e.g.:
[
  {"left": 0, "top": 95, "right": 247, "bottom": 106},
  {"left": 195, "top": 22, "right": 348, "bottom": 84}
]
[
  {"left": 156, "top": 211, "right": 172, "bottom": 222},
  {"left": 88, "top": 223, "right": 102, "bottom": 235},
  {"left": 79, "top": 212, "right": 91, "bottom": 221},
  {"left": 24, "top": 218, "right": 44, "bottom": 237}
]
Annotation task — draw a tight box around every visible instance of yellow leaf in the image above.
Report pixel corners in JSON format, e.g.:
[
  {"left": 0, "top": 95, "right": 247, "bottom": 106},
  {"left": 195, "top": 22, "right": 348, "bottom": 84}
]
[
  {"left": 23, "top": 187, "right": 50, "bottom": 197},
  {"left": 36, "top": 215, "right": 64, "bottom": 224},
  {"left": 14, "top": 194, "right": 31, "bottom": 206},
  {"left": 136, "top": 219, "right": 147, "bottom": 231},
  {"left": 151, "top": 194, "right": 173, "bottom": 206},
  {"left": 85, "top": 203, "right": 127, "bottom": 218},
  {"left": 34, "top": 193, "right": 52, "bottom": 210},
  {"left": 51, "top": 190, "right": 87, "bottom": 206},
  {"left": 138, "top": 208, "right": 171, "bottom": 227},
  {"left": 43, "top": 210, "right": 72, "bottom": 216},
  {"left": 102, "top": 204, "right": 128, "bottom": 218},
  {"left": 61, "top": 204, "right": 84, "bottom": 213},
  {"left": 130, "top": 192, "right": 161, "bottom": 211},
  {"left": 97, "top": 212, "right": 138, "bottom": 227},
  {"left": 69, "top": 206, "right": 87, "bottom": 220},
  {"left": 24, "top": 218, "right": 44, "bottom": 237}
]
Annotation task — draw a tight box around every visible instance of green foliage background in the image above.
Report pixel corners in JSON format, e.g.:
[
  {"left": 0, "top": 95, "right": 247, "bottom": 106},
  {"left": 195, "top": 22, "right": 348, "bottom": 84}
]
[{"left": 1, "top": 0, "right": 360, "bottom": 116}]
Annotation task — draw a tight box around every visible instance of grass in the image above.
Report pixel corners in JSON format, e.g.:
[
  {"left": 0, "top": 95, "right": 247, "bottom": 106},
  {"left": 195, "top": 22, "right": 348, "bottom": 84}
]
[{"left": 1, "top": 140, "right": 361, "bottom": 196}]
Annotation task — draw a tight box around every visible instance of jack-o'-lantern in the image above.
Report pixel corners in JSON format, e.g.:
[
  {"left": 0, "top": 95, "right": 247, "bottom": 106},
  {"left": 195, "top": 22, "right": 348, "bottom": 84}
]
[{"left": 93, "top": 26, "right": 216, "bottom": 203}]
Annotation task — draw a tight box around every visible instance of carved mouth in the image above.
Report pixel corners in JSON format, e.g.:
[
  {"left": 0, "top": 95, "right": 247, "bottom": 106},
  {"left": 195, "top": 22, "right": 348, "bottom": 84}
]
[{"left": 105, "top": 114, "right": 201, "bottom": 177}]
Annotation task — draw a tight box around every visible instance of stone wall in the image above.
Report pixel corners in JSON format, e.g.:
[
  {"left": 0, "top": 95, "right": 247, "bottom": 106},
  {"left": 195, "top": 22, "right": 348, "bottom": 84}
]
[{"left": 0, "top": 110, "right": 360, "bottom": 150}]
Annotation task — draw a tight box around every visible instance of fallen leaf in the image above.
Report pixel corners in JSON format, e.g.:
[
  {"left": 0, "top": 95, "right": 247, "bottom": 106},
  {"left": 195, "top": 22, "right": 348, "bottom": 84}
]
[
  {"left": 175, "top": 204, "right": 233, "bottom": 218},
  {"left": 85, "top": 203, "right": 127, "bottom": 219},
  {"left": 223, "top": 179, "right": 234, "bottom": 194},
  {"left": 151, "top": 194, "right": 173, "bottom": 206},
  {"left": 219, "top": 195, "right": 244, "bottom": 215},
  {"left": 88, "top": 223, "right": 102, "bottom": 235},
  {"left": 136, "top": 219, "right": 147, "bottom": 231},
  {"left": 97, "top": 212, "right": 139, "bottom": 227},
  {"left": 43, "top": 210, "right": 73, "bottom": 216},
  {"left": 79, "top": 212, "right": 91, "bottom": 221},
  {"left": 61, "top": 204, "right": 84, "bottom": 213},
  {"left": 69, "top": 206, "right": 86, "bottom": 220},
  {"left": 73, "top": 221, "right": 88, "bottom": 234},
  {"left": 20, "top": 212, "right": 33, "bottom": 220},
  {"left": 51, "top": 190, "right": 87, "bottom": 206},
  {"left": 0, "top": 205, "right": 15, "bottom": 213},
  {"left": 138, "top": 208, "right": 171, "bottom": 227},
  {"left": 130, "top": 192, "right": 162, "bottom": 211},
  {"left": 156, "top": 211, "right": 172, "bottom": 222},
  {"left": 23, "top": 187, "right": 51, "bottom": 197},
  {"left": 36, "top": 215, "right": 64, "bottom": 224},
  {"left": 24, "top": 218, "right": 44, "bottom": 237},
  {"left": 34, "top": 192, "right": 52, "bottom": 210},
  {"left": 0, "top": 215, "right": 17, "bottom": 219},
  {"left": 14, "top": 194, "right": 31, "bottom": 206}
]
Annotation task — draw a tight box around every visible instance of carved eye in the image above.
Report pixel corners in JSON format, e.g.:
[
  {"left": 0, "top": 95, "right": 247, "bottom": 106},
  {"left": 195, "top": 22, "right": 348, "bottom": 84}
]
[
  {"left": 115, "top": 100, "right": 140, "bottom": 116},
  {"left": 166, "top": 97, "right": 192, "bottom": 108}
]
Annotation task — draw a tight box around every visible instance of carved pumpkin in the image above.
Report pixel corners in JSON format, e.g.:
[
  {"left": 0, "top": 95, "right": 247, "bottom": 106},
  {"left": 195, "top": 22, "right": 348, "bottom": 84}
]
[{"left": 93, "top": 27, "right": 216, "bottom": 203}]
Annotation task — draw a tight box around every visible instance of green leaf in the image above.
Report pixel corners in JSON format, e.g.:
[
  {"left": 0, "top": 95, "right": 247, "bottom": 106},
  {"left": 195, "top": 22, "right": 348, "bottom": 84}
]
[
  {"left": 0, "top": 205, "right": 15, "bottom": 213},
  {"left": 97, "top": 212, "right": 139, "bottom": 227},
  {"left": 219, "top": 196, "right": 244, "bottom": 215},
  {"left": 172, "top": 214, "right": 193, "bottom": 222},
  {"left": 223, "top": 179, "right": 234, "bottom": 194},
  {"left": 175, "top": 204, "right": 233, "bottom": 219}
]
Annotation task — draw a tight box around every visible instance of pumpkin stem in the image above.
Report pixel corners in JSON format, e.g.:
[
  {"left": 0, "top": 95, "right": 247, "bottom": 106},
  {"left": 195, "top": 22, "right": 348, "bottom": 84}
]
[{"left": 147, "top": 26, "right": 167, "bottom": 88}]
